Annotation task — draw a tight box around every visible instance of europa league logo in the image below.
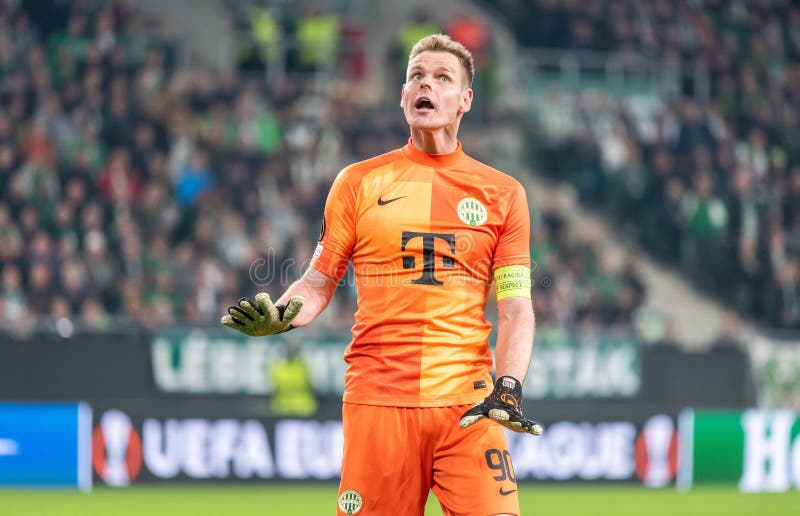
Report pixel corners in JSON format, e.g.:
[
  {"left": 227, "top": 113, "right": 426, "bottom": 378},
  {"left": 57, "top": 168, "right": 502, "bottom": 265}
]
[
  {"left": 635, "top": 414, "right": 679, "bottom": 487},
  {"left": 92, "top": 410, "right": 143, "bottom": 486}
]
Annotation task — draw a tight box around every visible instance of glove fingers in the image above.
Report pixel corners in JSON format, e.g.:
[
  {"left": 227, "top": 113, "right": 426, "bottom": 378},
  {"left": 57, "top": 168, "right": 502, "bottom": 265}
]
[
  {"left": 523, "top": 418, "right": 544, "bottom": 435},
  {"left": 227, "top": 305, "right": 252, "bottom": 322},
  {"left": 515, "top": 420, "right": 543, "bottom": 435},
  {"left": 221, "top": 314, "right": 245, "bottom": 329},
  {"left": 500, "top": 420, "right": 525, "bottom": 432},
  {"left": 505, "top": 413, "right": 544, "bottom": 435},
  {"left": 488, "top": 407, "right": 544, "bottom": 435},
  {"left": 255, "top": 292, "right": 279, "bottom": 322},
  {"left": 282, "top": 296, "right": 304, "bottom": 323},
  {"left": 235, "top": 298, "right": 259, "bottom": 320},
  {"left": 488, "top": 408, "right": 511, "bottom": 422},
  {"left": 459, "top": 413, "right": 485, "bottom": 428},
  {"left": 494, "top": 416, "right": 528, "bottom": 433},
  {"left": 458, "top": 404, "right": 486, "bottom": 429}
]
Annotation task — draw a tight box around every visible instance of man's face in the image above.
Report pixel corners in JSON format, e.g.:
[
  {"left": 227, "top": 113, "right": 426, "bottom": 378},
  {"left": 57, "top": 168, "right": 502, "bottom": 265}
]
[{"left": 401, "top": 51, "right": 472, "bottom": 131}]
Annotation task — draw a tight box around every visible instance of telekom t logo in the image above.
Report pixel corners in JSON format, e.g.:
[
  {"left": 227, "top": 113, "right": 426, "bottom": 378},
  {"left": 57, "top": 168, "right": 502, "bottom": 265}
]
[{"left": 401, "top": 231, "right": 456, "bottom": 286}]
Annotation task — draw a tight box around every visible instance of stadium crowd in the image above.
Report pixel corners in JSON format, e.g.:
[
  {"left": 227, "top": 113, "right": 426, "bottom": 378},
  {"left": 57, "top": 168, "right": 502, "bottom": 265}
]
[
  {"left": 0, "top": 0, "right": 647, "bottom": 340},
  {"left": 495, "top": 0, "right": 800, "bottom": 330}
]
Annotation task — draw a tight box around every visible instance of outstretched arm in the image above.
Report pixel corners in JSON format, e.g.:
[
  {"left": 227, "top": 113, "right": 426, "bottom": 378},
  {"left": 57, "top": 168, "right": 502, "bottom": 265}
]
[
  {"left": 221, "top": 267, "right": 339, "bottom": 335},
  {"left": 224, "top": 164, "right": 356, "bottom": 335}
]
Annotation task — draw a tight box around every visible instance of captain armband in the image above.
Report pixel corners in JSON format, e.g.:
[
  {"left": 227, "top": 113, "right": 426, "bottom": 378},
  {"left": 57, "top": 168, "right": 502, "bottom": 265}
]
[{"left": 493, "top": 265, "right": 532, "bottom": 301}]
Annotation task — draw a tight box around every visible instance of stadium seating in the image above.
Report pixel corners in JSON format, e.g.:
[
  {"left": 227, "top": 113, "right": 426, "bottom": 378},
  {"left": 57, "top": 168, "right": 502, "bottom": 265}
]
[
  {"left": 0, "top": 0, "right": 647, "bottom": 336},
  {"left": 487, "top": 0, "right": 800, "bottom": 330}
]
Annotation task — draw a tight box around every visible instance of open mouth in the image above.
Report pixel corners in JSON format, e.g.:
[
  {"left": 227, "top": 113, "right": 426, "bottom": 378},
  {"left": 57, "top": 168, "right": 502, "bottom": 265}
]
[{"left": 415, "top": 97, "right": 435, "bottom": 111}]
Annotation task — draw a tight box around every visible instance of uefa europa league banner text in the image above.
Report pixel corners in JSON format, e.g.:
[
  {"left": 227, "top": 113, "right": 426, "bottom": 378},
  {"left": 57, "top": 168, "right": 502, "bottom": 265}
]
[
  {"left": 678, "top": 409, "right": 800, "bottom": 492},
  {"left": 90, "top": 408, "right": 680, "bottom": 486}
]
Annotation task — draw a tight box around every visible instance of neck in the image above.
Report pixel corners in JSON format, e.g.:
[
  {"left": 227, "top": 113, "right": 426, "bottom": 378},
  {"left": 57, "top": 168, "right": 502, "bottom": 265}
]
[{"left": 410, "top": 124, "right": 460, "bottom": 154}]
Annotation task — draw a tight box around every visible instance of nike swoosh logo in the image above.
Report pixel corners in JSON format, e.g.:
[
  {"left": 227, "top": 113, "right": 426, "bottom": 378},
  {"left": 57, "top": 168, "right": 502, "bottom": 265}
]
[
  {"left": 499, "top": 488, "right": 517, "bottom": 496},
  {"left": 377, "top": 195, "right": 407, "bottom": 206}
]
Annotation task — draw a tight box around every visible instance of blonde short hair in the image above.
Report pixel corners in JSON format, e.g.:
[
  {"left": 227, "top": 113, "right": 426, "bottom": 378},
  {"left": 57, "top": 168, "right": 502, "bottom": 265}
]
[{"left": 408, "top": 34, "right": 474, "bottom": 87}]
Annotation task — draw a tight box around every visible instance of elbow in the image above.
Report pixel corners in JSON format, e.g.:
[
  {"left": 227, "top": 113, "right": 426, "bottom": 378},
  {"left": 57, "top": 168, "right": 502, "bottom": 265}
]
[{"left": 498, "top": 297, "right": 534, "bottom": 322}]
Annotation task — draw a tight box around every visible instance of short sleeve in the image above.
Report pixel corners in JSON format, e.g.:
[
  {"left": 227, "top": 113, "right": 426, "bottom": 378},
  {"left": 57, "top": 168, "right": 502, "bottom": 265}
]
[
  {"left": 492, "top": 182, "right": 531, "bottom": 270},
  {"left": 310, "top": 168, "right": 358, "bottom": 282}
]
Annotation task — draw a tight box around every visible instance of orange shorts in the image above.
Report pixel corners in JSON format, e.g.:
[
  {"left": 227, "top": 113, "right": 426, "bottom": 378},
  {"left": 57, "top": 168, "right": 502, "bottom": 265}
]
[{"left": 337, "top": 403, "right": 520, "bottom": 516}]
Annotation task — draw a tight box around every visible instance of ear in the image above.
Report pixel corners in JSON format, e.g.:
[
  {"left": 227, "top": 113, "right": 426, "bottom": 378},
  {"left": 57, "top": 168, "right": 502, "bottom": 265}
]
[
  {"left": 459, "top": 87, "right": 473, "bottom": 115},
  {"left": 400, "top": 82, "right": 406, "bottom": 108}
]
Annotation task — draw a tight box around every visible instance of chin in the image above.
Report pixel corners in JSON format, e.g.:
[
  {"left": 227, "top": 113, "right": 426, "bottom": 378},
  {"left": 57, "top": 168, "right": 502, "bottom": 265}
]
[{"left": 411, "top": 118, "right": 445, "bottom": 130}]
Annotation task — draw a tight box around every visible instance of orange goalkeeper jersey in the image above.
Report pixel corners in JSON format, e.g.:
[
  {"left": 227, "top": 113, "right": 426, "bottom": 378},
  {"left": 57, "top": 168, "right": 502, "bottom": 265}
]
[{"left": 311, "top": 139, "right": 531, "bottom": 407}]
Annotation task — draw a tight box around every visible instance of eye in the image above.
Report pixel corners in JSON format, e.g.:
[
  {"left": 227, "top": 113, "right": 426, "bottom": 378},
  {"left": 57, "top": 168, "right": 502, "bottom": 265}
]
[
  {"left": 439, "top": 75, "right": 450, "bottom": 82},
  {"left": 411, "top": 73, "right": 422, "bottom": 81}
]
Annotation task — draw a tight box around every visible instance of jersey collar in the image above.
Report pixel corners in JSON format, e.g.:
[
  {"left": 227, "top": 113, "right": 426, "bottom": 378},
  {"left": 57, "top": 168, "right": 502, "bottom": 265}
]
[{"left": 402, "top": 138, "right": 466, "bottom": 168}]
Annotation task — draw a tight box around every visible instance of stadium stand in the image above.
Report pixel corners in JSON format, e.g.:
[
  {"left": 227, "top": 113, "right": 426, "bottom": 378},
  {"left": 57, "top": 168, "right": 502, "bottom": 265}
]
[
  {"left": 0, "top": 0, "right": 648, "bottom": 338},
  {"left": 484, "top": 0, "right": 800, "bottom": 330}
]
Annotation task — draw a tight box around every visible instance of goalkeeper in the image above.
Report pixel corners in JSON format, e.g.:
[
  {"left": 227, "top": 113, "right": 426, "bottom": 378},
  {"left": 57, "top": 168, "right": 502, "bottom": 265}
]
[{"left": 223, "top": 33, "right": 540, "bottom": 516}]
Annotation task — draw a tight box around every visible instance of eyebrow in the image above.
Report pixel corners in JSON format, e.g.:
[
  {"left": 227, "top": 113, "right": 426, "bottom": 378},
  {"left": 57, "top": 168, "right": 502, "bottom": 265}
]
[{"left": 408, "top": 64, "right": 457, "bottom": 75}]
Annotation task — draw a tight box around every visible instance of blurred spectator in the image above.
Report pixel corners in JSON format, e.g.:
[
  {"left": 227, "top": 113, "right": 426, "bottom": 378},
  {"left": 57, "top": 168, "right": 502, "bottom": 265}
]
[
  {"left": 445, "top": 13, "right": 495, "bottom": 123},
  {"left": 26, "top": 261, "right": 53, "bottom": 314},
  {"left": 176, "top": 149, "right": 215, "bottom": 206},
  {"left": 238, "top": 5, "right": 281, "bottom": 73},
  {"left": 294, "top": 6, "right": 340, "bottom": 73},
  {"left": 270, "top": 341, "right": 317, "bottom": 416},
  {"left": 446, "top": 14, "right": 489, "bottom": 62},
  {"left": 98, "top": 148, "right": 142, "bottom": 204},
  {"left": 766, "top": 257, "right": 800, "bottom": 329},
  {"left": 389, "top": 8, "right": 440, "bottom": 84},
  {"left": 710, "top": 311, "right": 746, "bottom": 350},
  {"left": 81, "top": 297, "right": 110, "bottom": 330},
  {"left": 1, "top": 264, "right": 26, "bottom": 323},
  {"left": 681, "top": 171, "right": 728, "bottom": 289}
]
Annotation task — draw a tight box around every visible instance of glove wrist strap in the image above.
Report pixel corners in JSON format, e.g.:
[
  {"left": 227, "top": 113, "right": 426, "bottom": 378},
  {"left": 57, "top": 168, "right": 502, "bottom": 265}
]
[{"left": 493, "top": 375, "right": 523, "bottom": 409}]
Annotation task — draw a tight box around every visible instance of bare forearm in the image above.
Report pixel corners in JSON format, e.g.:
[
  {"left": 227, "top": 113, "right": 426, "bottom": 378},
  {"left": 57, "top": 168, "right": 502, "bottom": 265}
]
[
  {"left": 274, "top": 268, "right": 337, "bottom": 327},
  {"left": 495, "top": 297, "right": 535, "bottom": 382}
]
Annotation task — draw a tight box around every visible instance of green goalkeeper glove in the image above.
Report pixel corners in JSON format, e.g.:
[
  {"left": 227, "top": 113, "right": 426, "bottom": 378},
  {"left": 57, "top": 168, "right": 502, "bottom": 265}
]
[
  {"left": 221, "top": 293, "right": 303, "bottom": 336},
  {"left": 459, "top": 376, "right": 543, "bottom": 435}
]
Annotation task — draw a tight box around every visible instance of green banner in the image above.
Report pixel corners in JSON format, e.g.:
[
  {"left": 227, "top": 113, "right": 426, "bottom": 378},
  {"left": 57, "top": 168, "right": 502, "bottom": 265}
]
[
  {"left": 524, "top": 331, "right": 640, "bottom": 399},
  {"left": 151, "top": 329, "right": 348, "bottom": 396},
  {"left": 680, "top": 409, "right": 800, "bottom": 492},
  {"left": 151, "top": 328, "right": 640, "bottom": 399}
]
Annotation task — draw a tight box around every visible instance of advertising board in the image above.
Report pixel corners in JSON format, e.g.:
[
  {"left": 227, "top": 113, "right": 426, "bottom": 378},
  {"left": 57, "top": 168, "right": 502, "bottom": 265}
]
[
  {"left": 678, "top": 408, "right": 800, "bottom": 492},
  {"left": 151, "top": 329, "right": 641, "bottom": 400},
  {"left": 91, "top": 407, "right": 677, "bottom": 486},
  {"left": 0, "top": 402, "right": 92, "bottom": 490}
]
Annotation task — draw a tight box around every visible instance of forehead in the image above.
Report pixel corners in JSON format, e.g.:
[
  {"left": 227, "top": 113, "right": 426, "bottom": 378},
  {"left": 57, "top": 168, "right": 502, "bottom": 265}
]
[{"left": 407, "top": 51, "right": 461, "bottom": 71}]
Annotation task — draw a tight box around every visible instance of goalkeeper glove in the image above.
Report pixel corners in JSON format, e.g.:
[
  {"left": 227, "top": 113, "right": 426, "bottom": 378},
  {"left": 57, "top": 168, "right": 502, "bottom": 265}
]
[
  {"left": 459, "top": 376, "right": 543, "bottom": 435},
  {"left": 221, "top": 293, "right": 303, "bottom": 336}
]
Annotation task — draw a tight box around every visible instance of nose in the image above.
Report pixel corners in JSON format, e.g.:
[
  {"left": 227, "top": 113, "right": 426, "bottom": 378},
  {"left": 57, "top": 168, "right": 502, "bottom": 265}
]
[{"left": 418, "top": 74, "right": 432, "bottom": 90}]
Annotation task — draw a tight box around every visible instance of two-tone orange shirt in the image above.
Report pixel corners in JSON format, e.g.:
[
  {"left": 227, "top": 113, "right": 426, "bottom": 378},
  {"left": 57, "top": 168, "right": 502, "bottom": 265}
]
[{"left": 311, "top": 139, "right": 531, "bottom": 407}]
